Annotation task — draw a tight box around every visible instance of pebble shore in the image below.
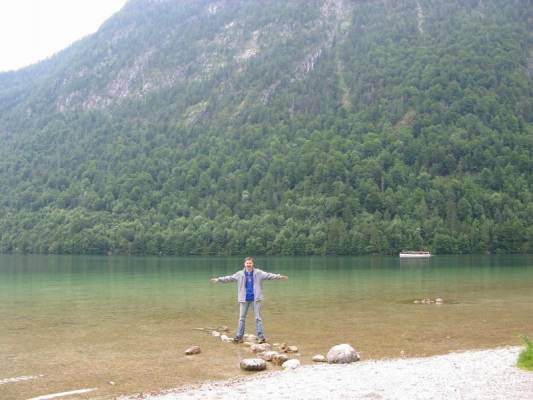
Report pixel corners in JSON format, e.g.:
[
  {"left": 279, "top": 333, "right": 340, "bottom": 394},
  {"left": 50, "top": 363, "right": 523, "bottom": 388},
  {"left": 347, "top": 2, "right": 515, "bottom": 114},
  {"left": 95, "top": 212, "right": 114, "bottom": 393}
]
[{"left": 124, "top": 346, "right": 533, "bottom": 400}]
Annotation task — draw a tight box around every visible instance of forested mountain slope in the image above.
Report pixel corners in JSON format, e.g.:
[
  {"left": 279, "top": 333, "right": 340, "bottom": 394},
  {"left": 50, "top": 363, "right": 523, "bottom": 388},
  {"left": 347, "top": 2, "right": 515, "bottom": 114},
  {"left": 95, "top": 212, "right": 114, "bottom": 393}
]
[{"left": 0, "top": 0, "right": 531, "bottom": 255}]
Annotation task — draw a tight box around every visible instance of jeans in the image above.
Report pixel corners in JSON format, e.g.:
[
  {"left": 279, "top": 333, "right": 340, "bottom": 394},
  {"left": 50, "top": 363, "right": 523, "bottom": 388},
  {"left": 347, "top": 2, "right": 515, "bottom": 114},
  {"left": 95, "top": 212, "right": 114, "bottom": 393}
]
[{"left": 236, "top": 301, "right": 264, "bottom": 339}]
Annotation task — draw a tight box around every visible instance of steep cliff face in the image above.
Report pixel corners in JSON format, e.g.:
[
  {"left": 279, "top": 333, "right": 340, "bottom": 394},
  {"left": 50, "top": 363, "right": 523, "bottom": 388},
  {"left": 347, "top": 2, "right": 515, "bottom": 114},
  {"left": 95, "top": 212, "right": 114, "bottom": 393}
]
[
  {"left": 1, "top": 0, "right": 356, "bottom": 116},
  {"left": 0, "top": 0, "right": 531, "bottom": 255}
]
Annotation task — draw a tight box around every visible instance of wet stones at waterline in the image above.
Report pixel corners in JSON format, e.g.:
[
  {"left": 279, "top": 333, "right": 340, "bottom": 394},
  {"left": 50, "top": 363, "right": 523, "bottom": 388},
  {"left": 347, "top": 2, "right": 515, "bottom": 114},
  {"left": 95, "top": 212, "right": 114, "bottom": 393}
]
[
  {"left": 282, "top": 359, "right": 300, "bottom": 369},
  {"left": 243, "top": 334, "right": 259, "bottom": 342},
  {"left": 251, "top": 343, "right": 271, "bottom": 353},
  {"left": 193, "top": 325, "right": 234, "bottom": 343},
  {"left": 413, "top": 298, "right": 444, "bottom": 304},
  {"left": 271, "top": 354, "right": 290, "bottom": 366},
  {"left": 193, "top": 325, "right": 229, "bottom": 333},
  {"left": 240, "top": 358, "right": 267, "bottom": 371},
  {"left": 278, "top": 343, "right": 299, "bottom": 353},
  {"left": 220, "top": 334, "right": 232, "bottom": 343},
  {"left": 184, "top": 346, "right": 201, "bottom": 355},
  {"left": 258, "top": 351, "right": 279, "bottom": 361}
]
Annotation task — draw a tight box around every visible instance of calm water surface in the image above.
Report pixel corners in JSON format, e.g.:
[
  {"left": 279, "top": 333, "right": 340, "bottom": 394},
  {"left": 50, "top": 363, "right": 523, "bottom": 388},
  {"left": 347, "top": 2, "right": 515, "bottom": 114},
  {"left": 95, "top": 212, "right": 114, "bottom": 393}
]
[{"left": 1, "top": 255, "right": 532, "bottom": 399}]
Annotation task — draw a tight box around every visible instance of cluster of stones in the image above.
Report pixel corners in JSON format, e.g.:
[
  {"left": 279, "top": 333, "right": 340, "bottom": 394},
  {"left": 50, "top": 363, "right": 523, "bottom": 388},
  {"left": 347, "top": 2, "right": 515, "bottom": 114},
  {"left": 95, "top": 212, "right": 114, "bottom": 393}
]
[
  {"left": 212, "top": 329, "right": 233, "bottom": 343},
  {"left": 184, "top": 325, "right": 233, "bottom": 355},
  {"left": 413, "top": 297, "right": 444, "bottom": 304},
  {"left": 238, "top": 334, "right": 301, "bottom": 371},
  {"left": 194, "top": 325, "right": 235, "bottom": 342},
  {"left": 185, "top": 327, "right": 360, "bottom": 373},
  {"left": 240, "top": 341, "right": 360, "bottom": 371}
]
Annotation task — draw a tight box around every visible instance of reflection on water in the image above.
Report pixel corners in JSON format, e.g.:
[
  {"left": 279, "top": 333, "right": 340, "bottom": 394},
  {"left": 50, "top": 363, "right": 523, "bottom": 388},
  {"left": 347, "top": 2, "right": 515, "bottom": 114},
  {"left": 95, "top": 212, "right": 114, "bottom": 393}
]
[{"left": 1, "top": 255, "right": 532, "bottom": 399}]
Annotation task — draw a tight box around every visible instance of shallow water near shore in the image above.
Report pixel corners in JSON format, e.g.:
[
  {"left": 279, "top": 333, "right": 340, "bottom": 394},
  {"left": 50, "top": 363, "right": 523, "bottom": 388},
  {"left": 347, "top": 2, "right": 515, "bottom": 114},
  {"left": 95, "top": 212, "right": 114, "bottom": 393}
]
[{"left": 1, "top": 254, "right": 532, "bottom": 399}]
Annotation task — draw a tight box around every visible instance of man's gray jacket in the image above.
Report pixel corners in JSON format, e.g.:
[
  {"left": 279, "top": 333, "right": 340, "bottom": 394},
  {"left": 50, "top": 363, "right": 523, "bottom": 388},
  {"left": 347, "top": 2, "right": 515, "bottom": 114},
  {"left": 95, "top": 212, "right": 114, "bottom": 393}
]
[{"left": 216, "top": 268, "right": 283, "bottom": 302}]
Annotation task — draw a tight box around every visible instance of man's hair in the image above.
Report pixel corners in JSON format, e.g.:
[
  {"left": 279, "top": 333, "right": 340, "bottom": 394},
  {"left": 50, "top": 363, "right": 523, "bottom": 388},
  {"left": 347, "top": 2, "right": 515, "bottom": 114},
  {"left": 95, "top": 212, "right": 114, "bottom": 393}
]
[{"left": 244, "top": 256, "right": 254, "bottom": 262}]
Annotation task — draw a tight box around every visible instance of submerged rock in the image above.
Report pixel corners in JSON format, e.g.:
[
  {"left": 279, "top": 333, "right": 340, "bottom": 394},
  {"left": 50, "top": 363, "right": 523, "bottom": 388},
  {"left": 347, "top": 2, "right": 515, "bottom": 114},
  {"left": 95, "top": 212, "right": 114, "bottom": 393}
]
[
  {"left": 327, "top": 344, "right": 359, "bottom": 364},
  {"left": 244, "top": 334, "right": 258, "bottom": 342},
  {"left": 414, "top": 297, "right": 444, "bottom": 304},
  {"left": 282, "top": 359, "right": 300, "bottom": 369},
  {"left": 184, "top": 346, "right": 201, "bottom": 355},
  {"left": 220, "top": 334, "right": 232, "bottom": 343},
  {"left": 259, "top": 351, "right": 279, "bottom": 361},
  {"left": 277, "top": 343, "right": 298, "bottom": 353},
  {"left": 272, "top": 354, "right": 290, "bottom": 366},
  {"left": 211, "top": 331, "right": 221, "bottom": 337},
  {"left": 240, "top": 358, "right": 267, "bottom": 371},
  {"left": 312, "top": 354, "right": 326, "bottom": 362},
  {"left": 251, "top": 343, "right": 271, "bottom": 353}
]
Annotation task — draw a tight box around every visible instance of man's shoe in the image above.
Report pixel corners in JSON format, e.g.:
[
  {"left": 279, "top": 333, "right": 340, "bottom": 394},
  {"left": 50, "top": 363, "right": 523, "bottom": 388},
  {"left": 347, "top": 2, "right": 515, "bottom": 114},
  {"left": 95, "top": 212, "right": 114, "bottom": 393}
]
[
  {"left": 258, "top": 336, "right": 267, "bottom": 344},
  {"left": 233, "top": 336, "right": 243, "bottom": 344}
]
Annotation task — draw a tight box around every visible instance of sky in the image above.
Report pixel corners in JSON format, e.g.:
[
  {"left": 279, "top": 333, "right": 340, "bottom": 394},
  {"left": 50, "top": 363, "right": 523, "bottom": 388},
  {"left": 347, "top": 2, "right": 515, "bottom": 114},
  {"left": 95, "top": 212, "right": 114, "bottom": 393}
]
[{"left": 0, "top": 0, "right": 127, "bottom": 72}]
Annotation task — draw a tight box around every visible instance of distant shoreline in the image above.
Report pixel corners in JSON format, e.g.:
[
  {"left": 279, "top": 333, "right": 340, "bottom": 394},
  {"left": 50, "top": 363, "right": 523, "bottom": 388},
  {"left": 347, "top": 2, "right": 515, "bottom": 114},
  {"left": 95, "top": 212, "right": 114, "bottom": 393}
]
[
  {"left": 121, "top": 346, "right": 533, "bottom": 400},
  {"left": 2, "top": 252, "right": 533, "bottom": 257}
]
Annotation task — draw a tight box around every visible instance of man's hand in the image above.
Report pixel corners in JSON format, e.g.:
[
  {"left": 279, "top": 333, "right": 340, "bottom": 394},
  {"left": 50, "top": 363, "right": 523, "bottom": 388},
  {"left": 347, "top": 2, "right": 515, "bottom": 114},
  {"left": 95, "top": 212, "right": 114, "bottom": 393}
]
[
  {"left": 210, "top": 278, "right": 219, "bottom": 283},
  {"left": 280, "top": 275, "right": 288, "bottom": 280}
]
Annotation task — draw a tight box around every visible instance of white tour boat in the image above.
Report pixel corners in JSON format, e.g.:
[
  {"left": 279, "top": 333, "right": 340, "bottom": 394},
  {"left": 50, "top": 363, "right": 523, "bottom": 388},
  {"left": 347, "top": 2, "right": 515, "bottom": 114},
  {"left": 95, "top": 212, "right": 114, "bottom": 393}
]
[{"left": 399, "top": 251, "right": 432, "bottom": 258}]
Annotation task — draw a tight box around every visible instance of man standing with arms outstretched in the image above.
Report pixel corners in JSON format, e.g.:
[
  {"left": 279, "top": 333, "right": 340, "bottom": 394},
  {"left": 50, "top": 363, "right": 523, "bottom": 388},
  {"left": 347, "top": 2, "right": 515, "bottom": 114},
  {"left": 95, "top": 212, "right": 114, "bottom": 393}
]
[{"left": 210, "top": 257, "right": 288, "bottom": 343}]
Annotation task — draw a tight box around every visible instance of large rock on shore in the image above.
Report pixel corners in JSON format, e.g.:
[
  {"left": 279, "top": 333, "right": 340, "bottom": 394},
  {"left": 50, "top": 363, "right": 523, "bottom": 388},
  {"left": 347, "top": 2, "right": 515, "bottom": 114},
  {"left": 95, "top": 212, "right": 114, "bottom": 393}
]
[
  {"left": 326, "top": 344, "right": 360, "bottom": 364},
  {"left": 240, "top": 358, "right": 267, "bottom": 371}
]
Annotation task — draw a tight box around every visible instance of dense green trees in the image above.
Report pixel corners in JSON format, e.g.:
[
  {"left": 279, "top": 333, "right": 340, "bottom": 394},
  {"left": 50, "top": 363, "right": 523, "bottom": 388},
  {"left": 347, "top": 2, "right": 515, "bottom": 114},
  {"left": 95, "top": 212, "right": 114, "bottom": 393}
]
[{"left": 0, "top": 0, "right": 531, "bottom": 255}]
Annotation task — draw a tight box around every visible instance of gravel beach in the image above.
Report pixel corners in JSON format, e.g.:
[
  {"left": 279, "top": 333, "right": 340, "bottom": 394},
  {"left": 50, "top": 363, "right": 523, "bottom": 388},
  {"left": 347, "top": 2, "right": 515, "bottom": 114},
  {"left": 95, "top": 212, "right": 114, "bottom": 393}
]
[{"left": 125, "top": 346, "right": 533, "bottom": 400}]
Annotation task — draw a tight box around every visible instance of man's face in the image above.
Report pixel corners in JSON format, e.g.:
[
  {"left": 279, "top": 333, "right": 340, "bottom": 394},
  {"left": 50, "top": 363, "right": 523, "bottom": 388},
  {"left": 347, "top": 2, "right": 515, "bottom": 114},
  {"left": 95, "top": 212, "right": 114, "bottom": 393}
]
[{"left": 244, "top": 260, "right": 254, "bottom": 271}]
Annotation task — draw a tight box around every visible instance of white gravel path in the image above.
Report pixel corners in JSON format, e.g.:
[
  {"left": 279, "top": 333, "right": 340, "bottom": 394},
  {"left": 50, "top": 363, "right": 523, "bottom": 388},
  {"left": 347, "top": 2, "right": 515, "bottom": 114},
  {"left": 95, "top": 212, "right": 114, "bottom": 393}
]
[{"left": 127, "top": 347, "right": 533, "bottom": 400}]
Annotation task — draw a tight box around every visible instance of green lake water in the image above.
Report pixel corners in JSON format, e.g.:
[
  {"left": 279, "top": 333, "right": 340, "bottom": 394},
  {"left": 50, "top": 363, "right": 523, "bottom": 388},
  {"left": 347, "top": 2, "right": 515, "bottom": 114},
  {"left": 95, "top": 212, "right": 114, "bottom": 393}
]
[{"left": 1, "top": 255, "right": 532, "bottom": 399}]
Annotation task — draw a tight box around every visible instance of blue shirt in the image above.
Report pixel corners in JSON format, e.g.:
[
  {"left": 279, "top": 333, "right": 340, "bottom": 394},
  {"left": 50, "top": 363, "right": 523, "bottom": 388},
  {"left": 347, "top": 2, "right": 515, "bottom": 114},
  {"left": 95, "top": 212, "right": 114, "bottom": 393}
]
[{"left": 245, "top": 270, "right": 254, "bottom": 301}]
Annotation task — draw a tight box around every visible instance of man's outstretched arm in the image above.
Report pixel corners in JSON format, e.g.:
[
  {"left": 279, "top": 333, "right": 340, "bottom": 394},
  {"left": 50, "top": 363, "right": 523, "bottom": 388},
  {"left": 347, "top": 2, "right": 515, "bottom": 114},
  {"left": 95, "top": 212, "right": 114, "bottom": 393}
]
[
  {"left": 260, "top": 271, "right": 288, "bottom": 280},
  {"left": 210, "top": 273, "right": 238, "bottom": 283}
]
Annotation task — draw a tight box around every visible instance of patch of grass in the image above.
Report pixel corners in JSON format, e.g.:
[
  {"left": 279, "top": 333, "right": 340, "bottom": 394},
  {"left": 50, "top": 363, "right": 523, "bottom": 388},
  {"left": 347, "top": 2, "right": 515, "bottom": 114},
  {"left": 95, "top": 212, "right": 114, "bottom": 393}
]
[{"left": 517, "top": 336, "right": 533, "bottom": 371}]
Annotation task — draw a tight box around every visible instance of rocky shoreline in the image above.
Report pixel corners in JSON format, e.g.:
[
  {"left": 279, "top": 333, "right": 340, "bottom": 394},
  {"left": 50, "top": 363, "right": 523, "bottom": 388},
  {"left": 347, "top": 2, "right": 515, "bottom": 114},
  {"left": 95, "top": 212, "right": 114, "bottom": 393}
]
[
  {"left": 185, "top": 328, "right": 361, "bottom": 371},
  {"left": 122, "top": 346, "right": 533, "bottom": 400}
]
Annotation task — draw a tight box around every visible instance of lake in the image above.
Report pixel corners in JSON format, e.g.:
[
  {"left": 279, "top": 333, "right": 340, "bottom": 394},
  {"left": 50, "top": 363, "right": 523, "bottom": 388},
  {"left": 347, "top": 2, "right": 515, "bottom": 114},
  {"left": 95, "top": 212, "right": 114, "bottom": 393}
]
[{"left": 1, "top": 255, "right": 532, "bottom": 399}]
